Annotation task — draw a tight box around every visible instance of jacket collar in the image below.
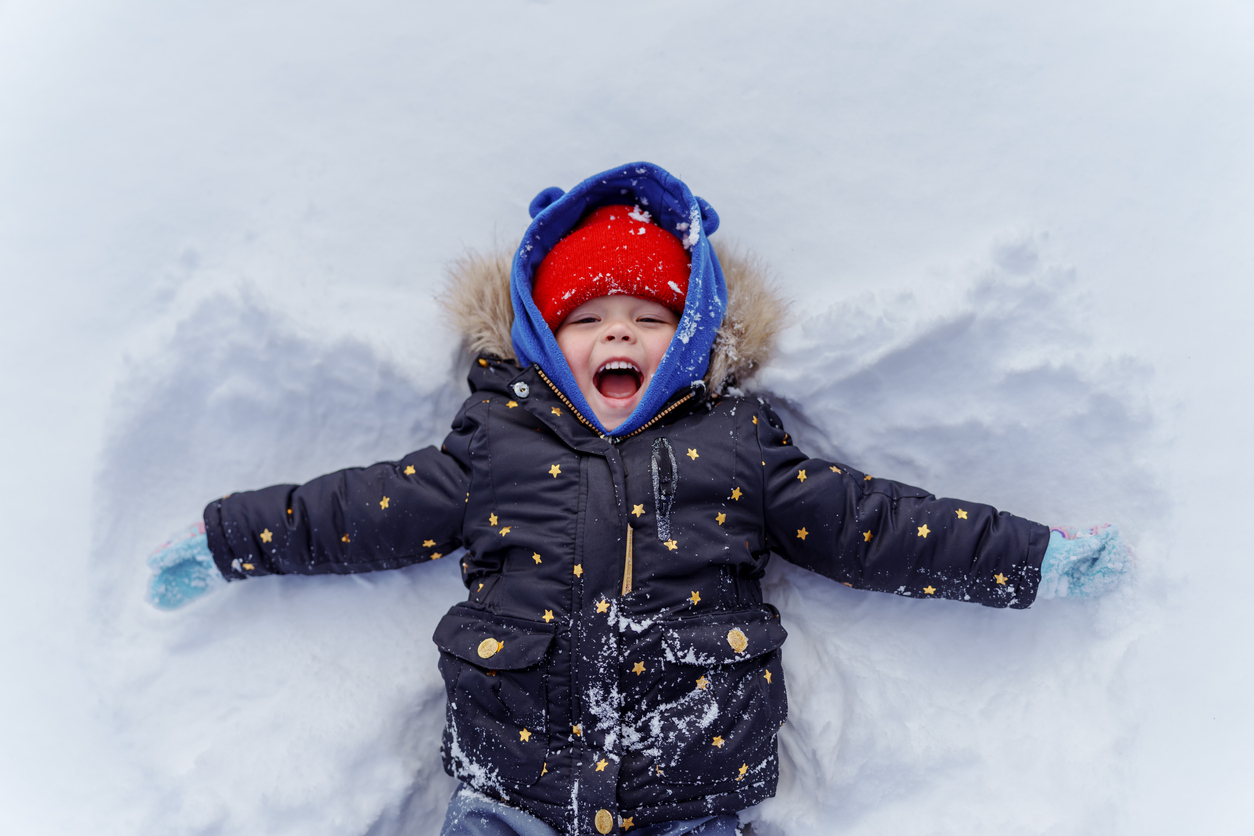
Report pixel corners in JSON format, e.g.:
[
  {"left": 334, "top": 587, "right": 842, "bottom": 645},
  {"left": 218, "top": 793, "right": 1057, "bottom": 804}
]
[{"left": 468, "top": 357, "right": 707, "bottom": 453}]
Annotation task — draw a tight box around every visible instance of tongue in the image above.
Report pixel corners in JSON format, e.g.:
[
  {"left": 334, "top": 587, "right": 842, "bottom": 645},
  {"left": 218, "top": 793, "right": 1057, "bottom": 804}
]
[{"left": 597, "top": 370, "right": 640, "bottom": 400}]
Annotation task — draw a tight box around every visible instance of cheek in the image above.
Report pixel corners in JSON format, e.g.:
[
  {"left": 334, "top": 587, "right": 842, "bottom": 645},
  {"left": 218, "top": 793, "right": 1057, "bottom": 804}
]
[
  {"left": 645, "top": 332, "right": 677, "bottom": 370},
  {"left": 556, "top": 333, "right": 593, "bottom": 376}
]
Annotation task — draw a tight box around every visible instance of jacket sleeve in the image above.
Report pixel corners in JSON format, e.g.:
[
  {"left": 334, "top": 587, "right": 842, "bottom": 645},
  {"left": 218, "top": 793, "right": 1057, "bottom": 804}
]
[
  {"left": 203, "top": 399, "right": 481, "bottom": 581},
  {"left": 753, "top": 401, "right": 1049, "bottom": 608}
]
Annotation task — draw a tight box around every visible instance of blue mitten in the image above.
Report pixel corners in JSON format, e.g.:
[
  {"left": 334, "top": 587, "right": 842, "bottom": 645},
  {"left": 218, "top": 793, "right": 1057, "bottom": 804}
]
[
  {"left": 146, "top": 522, "right": 227, "bottom": 610},
  {"left": 1037, "top": 524, "right": 1133, "bottom": 599}
]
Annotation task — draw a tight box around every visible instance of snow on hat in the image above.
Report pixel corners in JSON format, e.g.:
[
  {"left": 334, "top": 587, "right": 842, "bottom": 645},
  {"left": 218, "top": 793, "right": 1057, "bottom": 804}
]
[{"left": 530, "top": 204, "right": 691, "bottom": 330}]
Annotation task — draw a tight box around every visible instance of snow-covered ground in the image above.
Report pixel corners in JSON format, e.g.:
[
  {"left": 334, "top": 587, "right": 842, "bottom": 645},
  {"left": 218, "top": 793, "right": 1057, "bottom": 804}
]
[{"left": 1, "top": 2, "right": 1251, "bottom": 834}]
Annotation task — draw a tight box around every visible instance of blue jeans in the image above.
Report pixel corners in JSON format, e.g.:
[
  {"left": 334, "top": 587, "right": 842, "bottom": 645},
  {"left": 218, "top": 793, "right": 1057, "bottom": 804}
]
[{"left": 440, "top": 784, "right": 741, "bottom": 836}]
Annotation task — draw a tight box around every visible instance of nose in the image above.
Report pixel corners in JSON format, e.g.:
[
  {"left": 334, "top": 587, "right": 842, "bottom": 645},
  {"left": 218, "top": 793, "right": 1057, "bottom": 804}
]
[{"left": 602, "top": 319, "right": 634, "bottom": 342}]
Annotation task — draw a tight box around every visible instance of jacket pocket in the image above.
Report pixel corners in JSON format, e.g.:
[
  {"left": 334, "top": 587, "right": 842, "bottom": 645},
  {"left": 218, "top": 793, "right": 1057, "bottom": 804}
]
[
  {"left": 621, "top": 608, "right": 788, "bottom": 799},
  {"left": 433, "top": 603, "right": 557, "bottom": 788}
]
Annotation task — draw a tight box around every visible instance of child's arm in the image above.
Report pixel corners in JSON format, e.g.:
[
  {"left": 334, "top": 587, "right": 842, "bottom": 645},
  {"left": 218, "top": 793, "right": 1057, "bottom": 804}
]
[
  {"left": 146, "top": 399, "right": 481, "bottom": 608},
  {"left": 753, "top": 401, "right": 1049, "bottom": 607},
  {"left": 203, "top": 404, "right": 480, "bottom": 582}
]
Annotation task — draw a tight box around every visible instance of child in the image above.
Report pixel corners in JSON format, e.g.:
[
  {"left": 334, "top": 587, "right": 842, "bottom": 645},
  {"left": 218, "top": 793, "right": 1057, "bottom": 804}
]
[{"left": 147, "top": 162, "right": 1130, "bottom": 836}]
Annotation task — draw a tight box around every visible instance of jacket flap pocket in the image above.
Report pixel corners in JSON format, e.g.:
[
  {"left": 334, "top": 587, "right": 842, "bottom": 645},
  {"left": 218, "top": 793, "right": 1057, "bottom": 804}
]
[
  {"left": 433, "top": 604, "right": 556, "bottom": 670},
  {"left": 662, "top": 609, "right": 788, "bottom": 665}
]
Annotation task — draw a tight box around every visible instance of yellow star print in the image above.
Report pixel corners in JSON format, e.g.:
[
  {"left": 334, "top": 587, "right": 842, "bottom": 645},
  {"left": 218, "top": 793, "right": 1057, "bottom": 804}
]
[
  {"left": 541, "top": 763, "right": 547, "bottom": 776},
  {"left": 923, "top": 585, "right": 936, "bottom": 595},
  {"left": 917, "top": 524, "right": 930, "bottom": 538},
  {"left": 260, "top": 529, "right": 273, "bottom": 543},
  {"left": 632, "top": 661, "right": 646, "bottom": 675},
  {"left": 532, "top": 552, "right": 542, "bottom": 564},
  {"left": 716, "top": 512, "right": 726, "bottom": 525},
  {"left": 687, "top": 448, "right": 699, "bottom": 460},
  {"left": 341, "top": 534, "right": 350, "bottom": 543},
  {"left": 689, "top": 591, "right": 701, "bottom": 605},
  {"left": 507, "top": 400, "right": 518, "bottom": 408},
  {"left": 956, "top": 508, "right": 968, "bottom": 519},
  {"left": 596, "top": 758, "right": 608, "bottom": 772},
  {"left": 797, "top": 527, "right": 808, "bottom": 540},
  {"left": 431, "top": 552, "right": 443, "bottom": 560},
  {"left": 595, "top": 599, "right": 609, "bottom": 613},
  {"left": 403, "top": 465, "right": 415, "bottom": 475},
  {"left": 752, "top": 415, "right": 758, "bottom": 425},
  {"left": 489, "top": 513, "right": 498, "bottom": 526},
  {"left": 519, "top": 728, "right": 531, "bottom": 742},
  {"left": 731, "top": 487, "right": 743, "bottom": 501},
  {"left": 551, "top": 407, "right": 562, "bottom": 417},
  {"left": 863, "top": 531, "right": 873, "bottom": 542},
  {"left": 500, "top": 526, "right": 511, "bottom": 536},
  {"left": 632, "top": 504, "right": 644, "bottom": 517},
  {"left": 572, "top": 724, "right": 582, "bottom": 736},
  {"left": 242, "top": 563, "right": 254, "bottom": 571},
  {"left": 995, "top": 573, "right": 1008, "bottom": 585},
  {"left": 379, "top": 496, "right": 390, "bottom": 509},
  {"left": 543, "top": 609, "right": 554, "bottom": 623},
  {"left": 549, "top": 464, "right": 561, "bottom": 477},
  {"left": 664, "top": 539, "right": 678, "bottom": 551},
  {"left": 696, "top": 676, "right": 708, "bottom": 690},
  {"left": 864, "top": 474, "right": 873, "bottom": 481},
  {"left": 573, "top": 564, "right": 583, "bottom": 577},
  {"left": 764, "top": 670, "right": 772, "bottom": 683},
  {"left": 712, "top": 736, "right": 725, "bottom": 748},
  {"left": 830, "top": 465, "right": 841, "bottom": 473},
  {"left": 737, "top": 763, "right": 748, "bottom": 781},
  {"left": 423, "top": 539, "right": 436, "bottom": 547},
  {"left": 797, "top": 470, "right": 807, "bottom": 482},
  {"left": 622, "top": 817, "right": 634, "bottom": 831}
]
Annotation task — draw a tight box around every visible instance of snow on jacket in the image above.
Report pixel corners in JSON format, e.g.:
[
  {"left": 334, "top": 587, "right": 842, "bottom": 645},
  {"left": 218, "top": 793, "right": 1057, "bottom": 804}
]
[{"left": 203, "top": 239, "right": 1049, "bottom": 836}]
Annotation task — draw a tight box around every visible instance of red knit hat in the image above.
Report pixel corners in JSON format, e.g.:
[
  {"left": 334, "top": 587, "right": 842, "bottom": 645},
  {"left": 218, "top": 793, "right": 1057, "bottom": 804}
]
[{"left": 531, "top": 204, "right": 691, "bottom": 330}]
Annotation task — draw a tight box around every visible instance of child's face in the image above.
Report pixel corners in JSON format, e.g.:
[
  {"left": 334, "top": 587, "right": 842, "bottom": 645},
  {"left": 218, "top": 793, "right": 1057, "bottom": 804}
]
[{"left": 554, "top": 294, "right": 680, "bottom": 431}]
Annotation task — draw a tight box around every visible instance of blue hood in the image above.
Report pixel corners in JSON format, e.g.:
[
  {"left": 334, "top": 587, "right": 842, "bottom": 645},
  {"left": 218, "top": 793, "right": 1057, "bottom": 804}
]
[{"left": 510, "top": 162, "right": 728, "bottom": 438}]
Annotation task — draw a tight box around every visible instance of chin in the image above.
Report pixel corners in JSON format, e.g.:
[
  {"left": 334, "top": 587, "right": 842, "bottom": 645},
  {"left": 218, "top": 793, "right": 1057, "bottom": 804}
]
[{"left": 590, "top": 393, "right": 642, "bottom": 432}]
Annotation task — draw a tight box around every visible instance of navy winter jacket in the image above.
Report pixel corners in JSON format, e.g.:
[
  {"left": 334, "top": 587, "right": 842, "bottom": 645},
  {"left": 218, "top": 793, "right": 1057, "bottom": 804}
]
[{"left": 204, "top": 358, "right": 1048, "bottom": 834}]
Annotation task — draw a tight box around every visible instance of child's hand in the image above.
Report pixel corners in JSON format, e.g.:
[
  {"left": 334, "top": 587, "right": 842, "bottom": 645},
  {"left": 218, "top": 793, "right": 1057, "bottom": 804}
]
[
  {"left": 1037, "top": 524, "right": 1133, "bottom": 599},
  {"left": 146, "top": 522, "right": 226, "bottom": 610}
]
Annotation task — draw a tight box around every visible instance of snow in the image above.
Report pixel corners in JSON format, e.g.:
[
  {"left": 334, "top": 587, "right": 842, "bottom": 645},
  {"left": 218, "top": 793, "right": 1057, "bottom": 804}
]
[{"left": 0, "top": 1, "right": 1251, "bottom": 835}]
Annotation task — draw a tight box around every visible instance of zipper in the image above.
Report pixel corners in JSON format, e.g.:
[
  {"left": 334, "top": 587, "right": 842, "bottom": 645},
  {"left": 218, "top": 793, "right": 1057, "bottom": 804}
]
[
  {"left": 621, "top": 524, "right": 634, "bottom": 595},
  {"left": 534, "top": 367, "right": 609, "bottom": 439},
  {"left": 534, "top": 366, "right": 697, "bottom": 443},
  {"left": 616, "top": 393, "right": 695, "bottom": 441}
]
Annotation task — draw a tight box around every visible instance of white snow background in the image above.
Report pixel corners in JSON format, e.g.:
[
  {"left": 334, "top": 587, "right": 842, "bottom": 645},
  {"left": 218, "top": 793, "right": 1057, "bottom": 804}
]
[{"left": 1, "top": 1, "right": 1251, "bottom": 834}]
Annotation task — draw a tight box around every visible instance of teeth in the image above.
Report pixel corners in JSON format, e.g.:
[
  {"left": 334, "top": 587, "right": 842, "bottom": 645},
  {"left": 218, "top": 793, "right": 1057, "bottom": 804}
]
[{"left": 597, "top": 360, "right": 641, "bottom": 375}]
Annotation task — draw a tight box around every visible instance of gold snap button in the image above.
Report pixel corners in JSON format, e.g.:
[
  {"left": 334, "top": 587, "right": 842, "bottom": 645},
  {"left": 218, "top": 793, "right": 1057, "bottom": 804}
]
[
  {"left": 477, "top": 638, "right": 501, "bottom": 659},
  {"left": 595, "top": 808, "right": 614, "bottom": 834},
  {"left": 726, "top": 628, "right": 748, "bottom": 654}
]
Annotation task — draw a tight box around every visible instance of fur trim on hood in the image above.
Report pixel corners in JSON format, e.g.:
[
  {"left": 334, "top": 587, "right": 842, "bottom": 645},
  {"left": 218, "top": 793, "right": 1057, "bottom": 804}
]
[{"left": 439, "top": 240, "right": 789, "bottom": 394}]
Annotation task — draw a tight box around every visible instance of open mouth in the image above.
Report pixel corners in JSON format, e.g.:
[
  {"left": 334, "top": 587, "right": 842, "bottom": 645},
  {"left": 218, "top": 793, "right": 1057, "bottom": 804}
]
[{"left": 594, "top": 360, "right": 643, "bottom": 400}]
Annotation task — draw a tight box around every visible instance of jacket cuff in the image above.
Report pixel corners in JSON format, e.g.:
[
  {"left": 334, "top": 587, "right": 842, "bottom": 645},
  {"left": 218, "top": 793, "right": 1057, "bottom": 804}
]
[
  {"left": 1014, "top": 521, "right": 1051, "bottom": 608},
  {"left": 203, "top": 499, "right": 246, "bottom": 581}
]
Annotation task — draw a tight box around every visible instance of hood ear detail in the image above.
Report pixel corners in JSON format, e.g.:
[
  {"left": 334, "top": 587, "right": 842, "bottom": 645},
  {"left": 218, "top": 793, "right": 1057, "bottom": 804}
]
[
  {"left": 529, "top": 186, "right": 565, "bottom": 219},
  {"left": 439, "top": 239, "right": 788, "bottom": 395},
  {"left": 695, "top": 196, "right": 719, "bottom": 236}
]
